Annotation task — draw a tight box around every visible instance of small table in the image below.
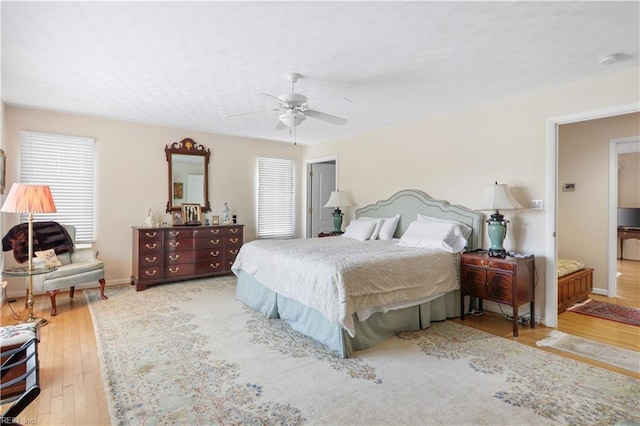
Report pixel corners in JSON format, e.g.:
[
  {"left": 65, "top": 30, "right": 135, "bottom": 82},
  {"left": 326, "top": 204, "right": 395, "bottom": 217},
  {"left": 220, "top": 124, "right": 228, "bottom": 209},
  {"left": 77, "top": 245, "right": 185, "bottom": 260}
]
[
  {"left": 618, "top": 227, "right": 640, "bottom": 260},
  {"left": 3, "top": 265, "right": 58, "bottom": 326}
]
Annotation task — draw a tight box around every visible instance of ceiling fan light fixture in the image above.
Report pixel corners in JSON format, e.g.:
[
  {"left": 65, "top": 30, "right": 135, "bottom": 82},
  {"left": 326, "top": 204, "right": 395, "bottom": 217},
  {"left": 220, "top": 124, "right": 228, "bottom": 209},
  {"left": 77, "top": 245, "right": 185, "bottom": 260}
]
[{"left": 279, "top": 111, "right": 306, "bottom": 128}]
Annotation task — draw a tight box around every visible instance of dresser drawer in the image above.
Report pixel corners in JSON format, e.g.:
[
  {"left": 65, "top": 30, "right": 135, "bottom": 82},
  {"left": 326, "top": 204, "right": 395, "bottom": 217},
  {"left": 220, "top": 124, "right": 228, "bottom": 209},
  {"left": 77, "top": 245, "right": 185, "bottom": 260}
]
[
  {"left": 195, "top": 236, "right": 223, "bottom": 250},
  {"left": 195, "top": 260, "right": 224, "bottom": 275},
  {"left": 194, "top": 248, "right": 223, "bottom": 262},
  {"left": 164, "top": 264, "right": 194, "bottom": 278},
  {"left": 139, "top": 253, "right": 162, "bottom": 267},
  {"left": 139, "top": 240, "right": 163, "bottom": 254},
  {"left": 225, "top": 236, "right": 242, "bottom": 247},
  {"left": 194, "top": 227, "right": 223, "bottom": 237},
  {"left": 165, "top": 238, "right": 192, "bottom": 252},
  {"left": 165, "top": 229, "right": 192, "bottom": 239},
  {"left": 139, "top": 266, "right": 162, "bottom": 282},
  {"left": 165, "top": 251, "right": 194, "bottom": 265},
  {"left": 225, "top": 226, "right": 243, "bottom": 236},
  {"left": 462, "top": 256, "right": 514, "bottom": 271},
  {"left": 138, "top": 229, "right": 162, "bottom": 240}
]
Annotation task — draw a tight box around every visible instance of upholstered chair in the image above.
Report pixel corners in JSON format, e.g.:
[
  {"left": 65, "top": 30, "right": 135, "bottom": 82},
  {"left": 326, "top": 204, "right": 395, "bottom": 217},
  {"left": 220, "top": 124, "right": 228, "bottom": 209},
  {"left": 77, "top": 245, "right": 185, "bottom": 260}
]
[{"left": 31, "top": 225, "right": 107, "bottom": 316}]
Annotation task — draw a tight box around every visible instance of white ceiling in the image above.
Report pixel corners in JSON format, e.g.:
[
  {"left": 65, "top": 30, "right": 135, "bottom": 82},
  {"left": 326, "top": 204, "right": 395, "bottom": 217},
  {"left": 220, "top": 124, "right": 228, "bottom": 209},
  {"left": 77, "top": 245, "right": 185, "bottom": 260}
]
[{"left": 2, "top": 1, "right": 638, "bottom": 145}]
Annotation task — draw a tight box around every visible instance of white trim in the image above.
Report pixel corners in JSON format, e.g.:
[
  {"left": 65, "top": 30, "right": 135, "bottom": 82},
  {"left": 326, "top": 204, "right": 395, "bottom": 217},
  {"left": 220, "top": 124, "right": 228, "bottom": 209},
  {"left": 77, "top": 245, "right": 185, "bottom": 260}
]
[
  {"left": 545, "top": 103, "right": 639, "bottom": 327},
  {"left": 610, "top": 136, "right": 640, "bottom": 295}
]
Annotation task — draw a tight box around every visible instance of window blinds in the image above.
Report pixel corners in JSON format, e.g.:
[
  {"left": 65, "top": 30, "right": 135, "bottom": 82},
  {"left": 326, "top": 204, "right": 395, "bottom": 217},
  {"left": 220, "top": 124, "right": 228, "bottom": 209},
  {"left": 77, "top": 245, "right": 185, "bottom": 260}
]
[
  {"left": 20, "top": 131, "right": 96, "bottom": 244},
  {"left": 257, "top": 157, "right": 294, "bottom": 239}
]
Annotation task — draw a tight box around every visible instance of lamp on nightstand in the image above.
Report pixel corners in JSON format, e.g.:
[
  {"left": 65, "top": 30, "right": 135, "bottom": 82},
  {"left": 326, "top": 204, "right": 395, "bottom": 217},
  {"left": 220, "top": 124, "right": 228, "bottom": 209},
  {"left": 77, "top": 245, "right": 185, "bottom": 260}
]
[
  {"left": 483, "top": 182, "right": 523, "bottom": 258},
  {"left": 324, "top": 190, "right": 352, "bottom": 233}
]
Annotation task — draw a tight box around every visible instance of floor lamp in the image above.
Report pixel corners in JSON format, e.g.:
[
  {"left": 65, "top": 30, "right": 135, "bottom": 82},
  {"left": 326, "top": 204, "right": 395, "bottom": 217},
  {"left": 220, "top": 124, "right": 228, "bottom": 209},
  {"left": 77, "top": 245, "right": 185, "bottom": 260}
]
[{"left": 1, "top": 183, "right": 57, "bottom": 325}]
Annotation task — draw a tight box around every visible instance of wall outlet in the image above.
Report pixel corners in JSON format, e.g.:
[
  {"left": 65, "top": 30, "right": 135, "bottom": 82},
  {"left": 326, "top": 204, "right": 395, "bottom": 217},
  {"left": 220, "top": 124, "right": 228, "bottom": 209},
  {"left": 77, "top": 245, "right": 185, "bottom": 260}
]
[{"left": 531, "top": 199, "right": 543, "bottom": 210}]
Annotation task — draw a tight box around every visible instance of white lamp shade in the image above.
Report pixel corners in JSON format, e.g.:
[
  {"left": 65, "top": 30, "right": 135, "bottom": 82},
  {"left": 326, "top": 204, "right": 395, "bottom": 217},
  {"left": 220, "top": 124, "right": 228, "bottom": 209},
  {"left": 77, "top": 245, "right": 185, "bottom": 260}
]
[
  {"left": 324, "top": 191, "right": 352, "bottom": 208},
  {"left": 484, "top": 183, "right": 523, "bottom": 210},
  {"left": 1, "top": 183, "right": 57, "bottom": 214}
]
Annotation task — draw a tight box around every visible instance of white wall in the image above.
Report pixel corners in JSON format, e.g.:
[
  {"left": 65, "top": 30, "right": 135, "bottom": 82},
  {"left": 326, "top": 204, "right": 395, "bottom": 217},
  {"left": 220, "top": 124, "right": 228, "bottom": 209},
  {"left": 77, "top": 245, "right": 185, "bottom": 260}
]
[
  {"left": 3, "top": 107, "right": 303, "bottom": 296},
  {"left": 303, "top": 68, "right": 640, "bottom": 322}
]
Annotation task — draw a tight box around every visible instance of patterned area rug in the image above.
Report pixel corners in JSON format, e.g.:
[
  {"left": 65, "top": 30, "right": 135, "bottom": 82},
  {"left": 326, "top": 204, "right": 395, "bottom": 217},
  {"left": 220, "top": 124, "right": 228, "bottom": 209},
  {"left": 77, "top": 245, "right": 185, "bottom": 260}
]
[
  {"left": 567, "top": 299, "right": 640, "bottom": 327},
  {"left": 536, "top": 330, "right": 640, "bottom": 374},
  {"left": 85, "top": 277, "right": 640, "bottom": 425}
]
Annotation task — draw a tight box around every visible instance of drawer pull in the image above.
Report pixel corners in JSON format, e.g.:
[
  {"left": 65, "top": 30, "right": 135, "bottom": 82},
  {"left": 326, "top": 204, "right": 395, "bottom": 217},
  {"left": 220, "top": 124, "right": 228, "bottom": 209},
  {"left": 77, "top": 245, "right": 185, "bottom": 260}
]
[
  {"left": 210, "top": 263, "right": 220, "bottom": 269},
  {"left": 169, "top": 231, "right": 180, "bottom": 237},
  {"left": 210, "top": 229, "right": 220, "bottom": 234},
  {"left": 145, "top": 232, "right": 157, "bottom": 238},
  {"left": 169, "top": 241, "right": 179, "bottom": 248},
  {"left": 145, "top": 243, "right": 157, "bottom": 249},
  {"left": 169, "top": 254, "right": 179, "bottom": 261},
  {"left": 230, "top": 249, "right": 239, "bottom": 255},
  {"left": 229, "top": 238, "right": 238, "bottom": 243},
  {"left": 145, "top": 270, "right": 157, "bottom": 276},
  {"left": 488, "top": 261, "right": 494, "bottom": 267},
  {"left": 210, "top": 239, "right": 220, "bottom": 244},
  {"left": 210, "top": 251, "right": 220, "bottom": 257},
  {"left": 144, "top": 256, "right": 157, "bottom": 263},
  {"left": 169, "top": 267, "right": 179, "bottom": 273},
  {"left": 230, "top": 228, "right": 238, "bottom": 234}
]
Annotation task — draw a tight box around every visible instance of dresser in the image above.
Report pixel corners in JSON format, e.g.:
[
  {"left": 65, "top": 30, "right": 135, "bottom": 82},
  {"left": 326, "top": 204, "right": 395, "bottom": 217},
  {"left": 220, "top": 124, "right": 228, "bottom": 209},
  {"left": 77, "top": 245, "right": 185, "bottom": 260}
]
[
  {"left": 131, "top": 225, "right": 244, "bottom": 291},
  {"left": 460, "top": 252, "right": 535, "bottom": 337}
]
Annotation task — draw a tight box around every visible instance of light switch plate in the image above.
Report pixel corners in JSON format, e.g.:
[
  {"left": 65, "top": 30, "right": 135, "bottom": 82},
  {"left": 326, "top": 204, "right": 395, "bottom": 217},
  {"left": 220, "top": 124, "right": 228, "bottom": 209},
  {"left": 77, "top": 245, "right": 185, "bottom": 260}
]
[{"left": 531, "top": 199, "right": 543, "bottom": 210}]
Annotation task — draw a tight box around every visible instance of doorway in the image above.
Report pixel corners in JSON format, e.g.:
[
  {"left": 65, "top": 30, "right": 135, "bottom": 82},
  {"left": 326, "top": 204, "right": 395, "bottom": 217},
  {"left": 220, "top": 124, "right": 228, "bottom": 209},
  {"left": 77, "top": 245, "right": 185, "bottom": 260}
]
[
  {"left": 546, "top": 104, "right": 640, "bottom": 328},
  {"left": 306, "top": 157, "right": 337, "bottom": 238}
]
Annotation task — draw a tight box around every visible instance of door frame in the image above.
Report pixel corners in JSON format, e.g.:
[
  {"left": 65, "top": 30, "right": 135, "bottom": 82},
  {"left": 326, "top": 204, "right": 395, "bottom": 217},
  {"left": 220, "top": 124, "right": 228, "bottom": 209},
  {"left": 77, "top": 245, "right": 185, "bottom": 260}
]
[
  {"left": 609, "top": 136, "right": 640, "bottom": 296},
  {"left": 544, "top": 103, "right": 639, "bottom": 328},
  {"left": 305, "top": 155, "right": 338, "bottom": 238}
]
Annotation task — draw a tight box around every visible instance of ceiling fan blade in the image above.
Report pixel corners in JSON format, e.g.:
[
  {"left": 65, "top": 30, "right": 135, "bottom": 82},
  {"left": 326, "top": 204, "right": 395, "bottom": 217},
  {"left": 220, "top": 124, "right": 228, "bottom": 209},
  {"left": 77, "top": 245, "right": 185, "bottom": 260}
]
[
  {"left": 275, "top": 120, "right": 288, "bottom": 130},
  {"left": 225, "top": 109, "right": 273, "bottom": 119},
  {"left": 304, "top": 109, "right": 347, "bottom": 126},
  {"left": 257, "top": 92, "right": 283, "bottom": 104}
]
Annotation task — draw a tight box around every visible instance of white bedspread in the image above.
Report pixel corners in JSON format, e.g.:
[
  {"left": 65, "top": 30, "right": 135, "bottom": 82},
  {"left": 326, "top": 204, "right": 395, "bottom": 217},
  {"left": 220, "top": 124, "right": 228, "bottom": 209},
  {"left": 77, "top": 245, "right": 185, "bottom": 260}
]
[{"left": 231, "top": 237, "right": 460, "bottom": 336}]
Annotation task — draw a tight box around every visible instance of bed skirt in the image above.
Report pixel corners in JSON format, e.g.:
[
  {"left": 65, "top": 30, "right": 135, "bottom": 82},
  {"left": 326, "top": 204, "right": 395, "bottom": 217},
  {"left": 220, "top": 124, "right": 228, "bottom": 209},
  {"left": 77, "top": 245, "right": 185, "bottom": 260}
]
[{"left": 235, "top": 270, "right": 462, "bottom": 358}]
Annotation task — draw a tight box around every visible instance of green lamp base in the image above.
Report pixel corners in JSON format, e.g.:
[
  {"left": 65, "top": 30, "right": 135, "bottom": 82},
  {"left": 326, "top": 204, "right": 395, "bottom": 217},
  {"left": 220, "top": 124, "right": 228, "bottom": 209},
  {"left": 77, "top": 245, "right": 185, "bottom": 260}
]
[
  {"left": 332, "top": 209, "right": 344, "bottom": 233},
  {"left": 487, "top": 211, "right": 508, "bottom": 258}
]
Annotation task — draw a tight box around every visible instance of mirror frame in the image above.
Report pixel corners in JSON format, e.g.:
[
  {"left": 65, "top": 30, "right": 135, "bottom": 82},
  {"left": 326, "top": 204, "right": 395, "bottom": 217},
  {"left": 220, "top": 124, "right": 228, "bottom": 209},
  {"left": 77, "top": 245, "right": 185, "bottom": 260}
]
[{"left": 165, "top": 138, "right": 211, "bottom": 213}]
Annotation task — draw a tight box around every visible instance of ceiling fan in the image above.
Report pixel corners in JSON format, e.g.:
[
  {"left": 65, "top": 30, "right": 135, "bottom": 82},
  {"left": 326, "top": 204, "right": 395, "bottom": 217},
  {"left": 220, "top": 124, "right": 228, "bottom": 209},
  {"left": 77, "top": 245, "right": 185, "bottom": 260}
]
[{"left": 226, "top": 73, "right": 348, "bottom": 130}]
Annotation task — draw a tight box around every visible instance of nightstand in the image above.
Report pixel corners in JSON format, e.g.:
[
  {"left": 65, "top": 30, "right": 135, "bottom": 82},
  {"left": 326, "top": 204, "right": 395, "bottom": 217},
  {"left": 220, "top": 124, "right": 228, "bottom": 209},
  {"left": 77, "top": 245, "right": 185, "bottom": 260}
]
[{"left": 460, "top": 252, "right": 535, "bottom": 337}]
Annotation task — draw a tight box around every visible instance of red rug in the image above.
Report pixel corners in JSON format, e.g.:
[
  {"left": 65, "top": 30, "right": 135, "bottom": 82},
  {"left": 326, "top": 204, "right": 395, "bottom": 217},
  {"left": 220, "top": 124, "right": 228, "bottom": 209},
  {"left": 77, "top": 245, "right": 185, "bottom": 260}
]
[{"left": 567, "top": 299, "right": 640, "bottom": 327}]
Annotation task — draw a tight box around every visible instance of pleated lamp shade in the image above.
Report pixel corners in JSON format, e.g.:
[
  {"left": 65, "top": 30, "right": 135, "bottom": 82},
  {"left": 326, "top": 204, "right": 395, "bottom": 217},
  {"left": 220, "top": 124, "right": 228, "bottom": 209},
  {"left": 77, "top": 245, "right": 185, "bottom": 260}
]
[{"left": 1, "top": 183, "right": 57, "bottom": 214}]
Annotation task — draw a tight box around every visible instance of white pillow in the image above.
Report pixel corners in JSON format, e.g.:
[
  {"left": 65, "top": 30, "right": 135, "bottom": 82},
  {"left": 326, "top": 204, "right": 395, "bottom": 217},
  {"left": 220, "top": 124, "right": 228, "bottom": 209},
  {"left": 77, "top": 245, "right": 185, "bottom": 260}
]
[
  {"left": 357, "top": 217, "right": 384, "bottom": 240},
  {"left": 35, "top": 248, "right": 63, "bottom": 267},
  {"left": 417, "top": 213, "right": 473, "bottom": 240},
  {"left": 341, "top": 219, "right": 377, "bottom": 241},
  {"left": 397, "top": 221, "right": 467, "bottom": 253},
  {"left": 378, "top": 214, "right": 400, "bottom": 240}
]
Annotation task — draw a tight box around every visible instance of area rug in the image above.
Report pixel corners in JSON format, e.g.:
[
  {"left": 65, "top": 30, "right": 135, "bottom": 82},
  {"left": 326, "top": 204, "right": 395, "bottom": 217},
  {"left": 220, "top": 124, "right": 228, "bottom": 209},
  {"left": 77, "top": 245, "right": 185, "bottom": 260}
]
[
  {"left": 536, "top": 330, "right": 640, "bottom": 374},
  {"left": 85, "top": 278, "right": 640, "bottom": 425},
  {"left": 567, "top": 299, "right": 640, "bottom": 327}
]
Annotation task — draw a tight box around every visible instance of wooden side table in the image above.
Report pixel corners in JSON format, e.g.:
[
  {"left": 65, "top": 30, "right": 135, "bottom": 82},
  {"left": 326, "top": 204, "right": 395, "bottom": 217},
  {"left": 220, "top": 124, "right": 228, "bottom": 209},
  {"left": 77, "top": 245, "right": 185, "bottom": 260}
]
[{"left": 460, "top": 252, "right": 535, "bottom": 337}]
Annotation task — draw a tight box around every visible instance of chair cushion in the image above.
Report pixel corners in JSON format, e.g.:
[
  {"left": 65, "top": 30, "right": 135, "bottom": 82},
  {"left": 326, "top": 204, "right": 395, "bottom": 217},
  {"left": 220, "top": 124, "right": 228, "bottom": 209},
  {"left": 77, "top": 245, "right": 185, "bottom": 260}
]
[
  {"left": 0, "top": 323, "right": 39, "bottom": 348},
  {"left": 42, "top": 260, "right": 104, "bottom": 280}
]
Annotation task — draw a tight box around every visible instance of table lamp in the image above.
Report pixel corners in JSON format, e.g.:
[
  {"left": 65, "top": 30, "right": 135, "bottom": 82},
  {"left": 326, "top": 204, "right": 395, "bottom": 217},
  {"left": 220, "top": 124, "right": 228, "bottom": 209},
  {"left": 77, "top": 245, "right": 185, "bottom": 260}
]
[
  {"left": 324, "top": 190, "right": 352, "bottom": 233},
  {"left": 1, "top": 183, "right": 57, "bottom": 325},
  {"left": 484, "top": 182, "right": 523, "bottom": 257}
]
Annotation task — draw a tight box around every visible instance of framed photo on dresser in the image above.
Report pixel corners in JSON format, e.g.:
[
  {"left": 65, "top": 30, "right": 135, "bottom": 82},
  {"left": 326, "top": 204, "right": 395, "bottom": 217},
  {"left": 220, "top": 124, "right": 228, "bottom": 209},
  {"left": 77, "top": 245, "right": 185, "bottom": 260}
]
[
  {"left": 172, "top": 211, "right": 184, "bottom": 226},
  {"left": 182, "top": 203, "right": 202, "bottom": 225}
]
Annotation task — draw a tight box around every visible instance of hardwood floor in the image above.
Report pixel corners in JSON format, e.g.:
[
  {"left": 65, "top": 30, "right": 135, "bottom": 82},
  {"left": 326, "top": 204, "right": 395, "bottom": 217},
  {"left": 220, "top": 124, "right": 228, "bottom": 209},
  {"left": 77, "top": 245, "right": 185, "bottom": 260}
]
[{"left": 2, "top": 261, "right": 638, "bottom": 424}]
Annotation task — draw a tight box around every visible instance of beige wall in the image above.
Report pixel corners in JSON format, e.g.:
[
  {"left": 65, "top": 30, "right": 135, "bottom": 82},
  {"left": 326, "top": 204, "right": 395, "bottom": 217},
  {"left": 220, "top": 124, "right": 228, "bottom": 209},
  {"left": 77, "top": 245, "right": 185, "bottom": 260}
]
[
  {"left": 3, "top": 107, "right": 303, "bottom": 296},
  {"left": 304, "top": 68, "right": 640, "bottom": 320},
  {"left": 558, "top": 113, "right": 640, "bottom": 290}
]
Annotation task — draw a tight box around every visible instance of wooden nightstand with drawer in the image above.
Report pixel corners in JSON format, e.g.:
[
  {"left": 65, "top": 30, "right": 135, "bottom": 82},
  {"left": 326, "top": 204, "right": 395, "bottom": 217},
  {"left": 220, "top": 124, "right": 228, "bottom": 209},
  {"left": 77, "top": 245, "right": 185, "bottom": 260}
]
[{"left": 460, "top": 252, "right": 535, "bottom": 337}]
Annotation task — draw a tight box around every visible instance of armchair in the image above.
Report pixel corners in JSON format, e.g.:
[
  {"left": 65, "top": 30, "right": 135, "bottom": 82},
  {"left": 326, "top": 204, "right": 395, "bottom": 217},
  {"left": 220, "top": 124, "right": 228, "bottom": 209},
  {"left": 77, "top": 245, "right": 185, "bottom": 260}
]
[{"left": 31, "top": 225, "right": 107, "bottom": 316}]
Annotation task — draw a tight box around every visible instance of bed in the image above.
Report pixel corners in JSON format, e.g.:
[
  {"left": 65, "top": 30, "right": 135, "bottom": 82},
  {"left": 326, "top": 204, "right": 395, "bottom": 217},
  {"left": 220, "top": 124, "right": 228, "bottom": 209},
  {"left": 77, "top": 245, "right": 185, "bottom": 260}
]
[
  {"left": 557, "top": 259, "right": 593, "bottom": 314},
  {"left": 232, "top": 189, "right": 484, "bottom": 357}
]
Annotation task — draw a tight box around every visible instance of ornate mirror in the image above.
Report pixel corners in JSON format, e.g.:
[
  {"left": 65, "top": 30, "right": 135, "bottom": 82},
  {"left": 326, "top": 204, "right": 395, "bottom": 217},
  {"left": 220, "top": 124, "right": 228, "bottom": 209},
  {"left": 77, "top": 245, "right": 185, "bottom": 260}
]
[{"left": 166, "top": 138, "right": 211, "bottom": 213}]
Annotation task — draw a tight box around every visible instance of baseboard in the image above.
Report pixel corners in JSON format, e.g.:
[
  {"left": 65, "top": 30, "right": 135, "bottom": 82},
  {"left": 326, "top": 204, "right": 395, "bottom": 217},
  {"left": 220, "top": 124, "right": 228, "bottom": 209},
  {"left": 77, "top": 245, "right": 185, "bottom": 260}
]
[
  {"left": 3, "top": 278, "right": 131, "bottom": 299},
  {"left": 590, "top": 288, "right": 608, "bottom": 296}
]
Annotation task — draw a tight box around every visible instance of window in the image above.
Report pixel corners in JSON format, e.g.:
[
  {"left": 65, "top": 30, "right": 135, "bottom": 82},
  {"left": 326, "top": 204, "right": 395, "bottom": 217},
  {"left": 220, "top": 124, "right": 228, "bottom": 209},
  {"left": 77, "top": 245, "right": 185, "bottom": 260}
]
[
  {"left": 20, "top": 131, "right": 96, "bottom": 244},
  {"left": 257, "top": 157, "right": 294, "bottom": 239}
]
